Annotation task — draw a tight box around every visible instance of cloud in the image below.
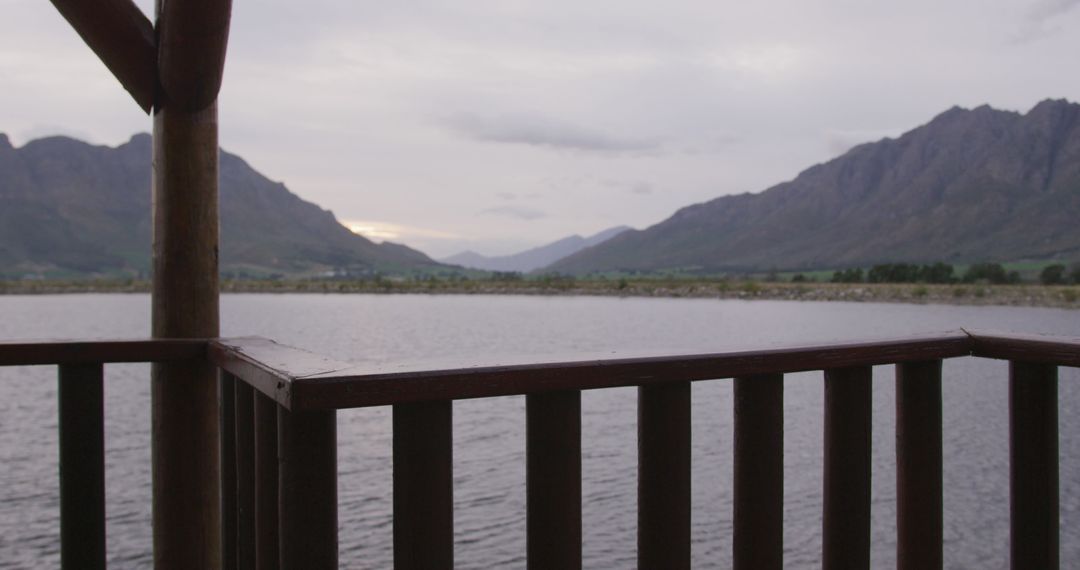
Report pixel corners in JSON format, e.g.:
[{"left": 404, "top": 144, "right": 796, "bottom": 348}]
[
  {"left": 823, "top": 128, "right": 900, "bottom": 157},
  {"left": 603, "top": 179, "right": 654, "bottom": 195},
  {"left": 481, "top": 206, "right": 548, "bottom": 220},
  {"left": 1013, "top": 0, "right": 1080, "bottom": 42},
  {"left": 496, "top": 191, "right": 517, "bottom": 200},
  {"left": 441, "top": 112, "right": 659, "bottom": 153}
]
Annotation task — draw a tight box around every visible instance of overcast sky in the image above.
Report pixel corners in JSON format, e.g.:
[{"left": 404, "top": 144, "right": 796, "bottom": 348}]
[{"left": 2, "top": 0, "right": 1079, "bottom": 257}]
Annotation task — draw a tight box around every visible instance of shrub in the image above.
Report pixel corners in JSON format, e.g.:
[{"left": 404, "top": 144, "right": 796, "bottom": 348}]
[
  {"left": 962, "top": 263, "right": 1010, "bottom": 284},
  {"left": 831, "top": 268, "right": 864, "bottom": 283},
  {"left": 1040, "top": 264, "right": 1066, "bottom": 285}
]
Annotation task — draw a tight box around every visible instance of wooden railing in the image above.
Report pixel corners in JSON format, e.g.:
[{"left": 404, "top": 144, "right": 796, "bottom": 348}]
[
  {"left": 0, "top": 339, "right": 206, "bottom": 570},
  {"left": 2, "top": 330, "right": 1077, "bottom": 569}
]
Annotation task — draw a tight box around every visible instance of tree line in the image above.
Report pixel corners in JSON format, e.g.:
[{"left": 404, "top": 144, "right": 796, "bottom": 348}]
[{"left": 826, "top": 262, "right": 1080, "bottom": 285}]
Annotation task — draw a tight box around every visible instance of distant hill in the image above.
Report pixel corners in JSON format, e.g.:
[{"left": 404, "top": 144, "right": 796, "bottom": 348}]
[
  {"left": 549, "top": 99, "right": 1080, "bottom": 274},
  {"left": 442, "top": 226, "right": 630, "bottom": 272},
  {"left": 0, "top": 133, "right": 442, "bottom": 278}
]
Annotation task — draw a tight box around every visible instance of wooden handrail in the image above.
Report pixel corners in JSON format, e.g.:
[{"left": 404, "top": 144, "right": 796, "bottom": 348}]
[
  {"left": 211, "top": 331, "right": 980, "bottom": 410},
  {"left": 0, "top": 338, "right": 205, "bottom": 366}
]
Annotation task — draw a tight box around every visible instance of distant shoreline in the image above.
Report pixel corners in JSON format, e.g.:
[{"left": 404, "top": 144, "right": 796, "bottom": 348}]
[{"left": 2, "top": 279, "right": 1077, "bottom": 309}]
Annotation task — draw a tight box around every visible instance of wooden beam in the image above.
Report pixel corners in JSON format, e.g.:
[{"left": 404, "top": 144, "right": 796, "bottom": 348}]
[
  {"left": 157, "top": 0, "right": 233, "bottom": 111},
  {"left": 48, "top": 0, "right": 155, "bottom": 113}
]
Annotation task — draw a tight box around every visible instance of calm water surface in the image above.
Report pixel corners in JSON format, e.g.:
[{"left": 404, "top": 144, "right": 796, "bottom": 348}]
[{"left": 1, "top": 294, "right": 1078, "bottom": 569}]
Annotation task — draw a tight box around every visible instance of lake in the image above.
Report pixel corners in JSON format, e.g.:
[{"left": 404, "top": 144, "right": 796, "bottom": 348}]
[{"left": 1, "top": 293, "right": 1078, "bottom": 568}]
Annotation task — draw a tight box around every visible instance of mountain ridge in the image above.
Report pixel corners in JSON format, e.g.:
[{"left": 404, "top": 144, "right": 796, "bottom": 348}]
[
  {"left": 0, "top": 132, "right": 441, "bottom": 277},
  {"left": 441, "top": 225, "right": 630, "bottom": 272},
  {"left": 549, "top": 99, "right": 1080, "bottom": 274}
]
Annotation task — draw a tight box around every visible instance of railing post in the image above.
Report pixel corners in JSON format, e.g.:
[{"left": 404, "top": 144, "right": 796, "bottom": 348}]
[
  {"left": 638, "top": 382, "right": 690, "bottom": 570},
  {"left": 527, "top": 390, "right": 581, "bottom": 570},
  {"left": 733, "top": 373, "right": 783, "bottom": 570},
  {"left": 822, "top": 366, "right": 871, "bottom": 570},
  {"left": 220, "top": 372, "right": 238, "bottom": 570},
  {"left": 254, "top": 393, "right": 280, "bottom": 570},
  {"left": 58, "top": 363, "right": 106, "bottom": 570},
  {"left": 393, "top": 401, "right": 453, "bottom": 569},
  {"left": 278, "top": 407, "right": 337, "bottom": 569},
  {"left": 896, "top": 360, "right": 942, "bottom": 570},
  {"left": 1010, "top": 361, "right": 1058, "bottom": 570},
  {"left": 235, "top": 382, "right": 255, "bottom": 569}
]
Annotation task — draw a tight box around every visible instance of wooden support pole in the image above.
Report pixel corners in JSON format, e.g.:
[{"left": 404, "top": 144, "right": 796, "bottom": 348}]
[
  {"left": 896, "top": 360, "right": 943, "bottom": 570},
  {"left": 48, "top": 0, "right": 156, "bottom": 112},
  {"left": 822, "top": 366, "right": 872, "bottom": 570},
  {"left": 527, "top": 390, "right": 582, "bottom": 570},
  {"left": 733, "top": 373, "right": 783, "bottom": 570},
  {"left": 150, "top": 95, "right": 222, "bottom": 570},
  {"left": 1010, "top": 361, "right": 1058, "bottom": 570},
  {"left": 638, "top": 381, "right": 691, "bottom": 570},
  {"left": 393, "top": 401, "right": 454, "bottom": 569},
  {"left": 58, "top": 363, "right": 106, "bottom": 570}
]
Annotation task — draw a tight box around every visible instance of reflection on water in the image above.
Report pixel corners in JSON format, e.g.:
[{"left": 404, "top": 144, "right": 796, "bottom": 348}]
[{"left": 1, "top": 294, "right": 1078, "bottom": 568}]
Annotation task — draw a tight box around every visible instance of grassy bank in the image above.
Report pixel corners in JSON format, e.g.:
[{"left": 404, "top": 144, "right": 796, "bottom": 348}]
[{"left": 2, "top": 278, "right": 1078, "bottom": 308}]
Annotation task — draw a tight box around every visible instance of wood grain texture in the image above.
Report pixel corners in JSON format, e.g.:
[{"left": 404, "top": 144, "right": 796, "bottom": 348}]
[
  {"left": 822, "top": 366, "right": 872, "bottom": 570},
  {"left": 48, "top": 0, "right": 155, "bottom": 112},
  {"left": 151, "top": 92, "right": 221, "bottom": 568},
  {"left": 58, "top": 363, "right": 106, "bottom": 570},
  {"left": 212, "top": 332, "right": 972, "bottom": 410},
  {"left": 157, "top": 0, "right": 232, "bottom": 111},
  {"left": 968, "top": 329, "right": 1080, "bottom": 368},
  {"left": 733, "top": 374, "right": 783, "bottom": 570},
  {"left": 278, "top": 408, "right": 337, "bottom": 569},
  {"left": 527, "top": 391, "right": 581, "bottom": 570},
  {"left": 393, "top": 401, "right": 453, "bottom": 570},
  {"left": 0, "top": 338, "right": 204, "bottom": 366},
  {"left": 254, "top": 393, "right": 280, "bottom": 570},
  {"left": 638, "top": 382, "right": 690, "bottom": 570},
  {"left": 896, "top": 360, "right": 943, "bottom": 570},
  {"left": 1010, "top": 361, "right": 1059, "bottom": 570}
]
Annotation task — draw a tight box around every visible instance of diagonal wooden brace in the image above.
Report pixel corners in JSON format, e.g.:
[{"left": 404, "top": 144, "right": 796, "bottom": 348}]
[{"left": 49, "top": 0, "right": 156, "bottom": 114}]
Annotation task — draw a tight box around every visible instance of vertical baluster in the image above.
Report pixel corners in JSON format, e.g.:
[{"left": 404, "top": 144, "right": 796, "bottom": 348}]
[
  {"left": 254, "top": 392, "right": 280, "bottom": 570},
  {"left": 220, "top": 371, "right": 238, "bottom": 570},
  {"left": 235, "top": 381, "right": 255, "bottom": 569},
  {"left": 58, "top": 363, "right": 106, "bottom": 570},
  {"left": 896, "top": 360, "right": 942, "bottom": 570},
  {"left": 393, "top": 401, "right": 453, "bottom": 569},
  {"left": 278, "top": 407, "right": 337, "bottom": 569},
  {"left": 1010, "top": 361, "right": 1058, "bottom": 570},
  {"left": 638, "top": 381, "right": 690, "bottom": 570},
  {"left": 733, "top": 373, "right": 783, "bottom": 570},
  {"left": 822, "top": 366, "right": 871, "bottom": 570},
  {"left": 527, "top": 390, "right": 581, "bottom": 570}
]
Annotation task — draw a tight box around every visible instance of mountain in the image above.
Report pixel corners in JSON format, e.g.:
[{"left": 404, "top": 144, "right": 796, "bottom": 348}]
[
  {"left": 442, "top": 226, "right": 630, "bottom": 272},
  {"left": 549, "top": 99, "right": 1080, "bottom": 274},
  {"left": 0, "top": 133, "right": 441, "bottom": 277}
]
